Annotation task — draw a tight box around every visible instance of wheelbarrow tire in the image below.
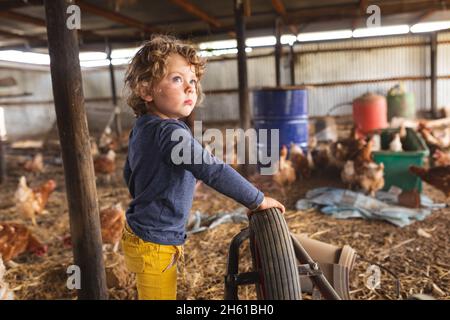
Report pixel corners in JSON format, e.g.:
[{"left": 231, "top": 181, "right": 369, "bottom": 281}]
[{"left": 249, "top": 208, "right": 302, "bottom": 300}]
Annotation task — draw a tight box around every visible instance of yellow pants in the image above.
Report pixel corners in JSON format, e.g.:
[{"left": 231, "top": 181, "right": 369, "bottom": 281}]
[{"left": 121, "top": 224, "right": 183, "bottom": 300}]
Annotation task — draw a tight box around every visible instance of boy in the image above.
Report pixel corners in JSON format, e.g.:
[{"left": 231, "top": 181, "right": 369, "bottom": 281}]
[{"left": 122, "top": 35, "right": 285, "bottom": 300}]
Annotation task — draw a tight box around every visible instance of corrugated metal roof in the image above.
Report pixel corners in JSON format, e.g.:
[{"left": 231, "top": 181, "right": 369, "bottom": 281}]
[{"left": 1, "top": 0, "right": 449, "bottom": 50}]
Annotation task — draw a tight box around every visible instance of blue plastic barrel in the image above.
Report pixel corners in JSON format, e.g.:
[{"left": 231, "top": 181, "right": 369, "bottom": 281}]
[{"left": 253, "top": 88, "right": 308, "bottom": 156}]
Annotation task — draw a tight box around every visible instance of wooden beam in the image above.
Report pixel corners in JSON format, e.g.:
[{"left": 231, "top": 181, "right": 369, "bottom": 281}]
[
  {"left": 0, "top": 0, "right": 43, "bottom": 11},
  {"left": 0, "top": 10, "right": 47, "bottom": 27},
  {"left": 409, "top": 10, "right": 436, "bottom": 26},
  {"left": 76, "top": 0, "right": 156, "bottom": 34},
  {"left": 243, "top": 0, "right": 251, "bottom": 17},
  {"left": 44, "top": 0, "right": 108, "bottom": 300},
  {"left": 271, "top": 0, "right": 286, "bottom": 16},
  {"left": 0, "top": 28, "right": 41, "bottom": 41},
  {"left": 4, "top": 0, "right": 450, "bottom": 48},
  {"left": 0, "top": 9, "right": 100, "bottom": 43},
  {"left": 168, "top": 0, "right": 222, "bottom": 28},
  {"left": 271, "top": 0, "right": 298, "bottom": 35},
  {"left": 351, "top": 0, "right": 368, "bottom": 29},
  {"left": 286, "top": 0, "right": 450, "bottom": 24}
]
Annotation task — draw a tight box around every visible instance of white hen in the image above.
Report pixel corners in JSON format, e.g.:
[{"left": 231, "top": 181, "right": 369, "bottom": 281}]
[{"left": 389, "top": 133, "right": 403, "bottom": 152}]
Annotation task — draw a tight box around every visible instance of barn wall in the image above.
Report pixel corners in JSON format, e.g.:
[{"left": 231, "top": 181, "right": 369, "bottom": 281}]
[
  {"left": 0, "top": 65, "right": 134, "bottom": 140},
  {"left": 200, "top": 31, "right": 450, "bottom": 120},
  {"left": 0, "top": 31, "right": 449, "bottom": 139}
]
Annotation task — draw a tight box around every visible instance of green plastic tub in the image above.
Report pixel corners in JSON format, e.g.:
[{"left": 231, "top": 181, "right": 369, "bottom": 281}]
[{"left": 372, "top": 128, "right": 429, "bottom": 192}]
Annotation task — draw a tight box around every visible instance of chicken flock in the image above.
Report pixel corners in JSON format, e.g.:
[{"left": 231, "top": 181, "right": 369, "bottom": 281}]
[
  {"left": 1, "top": 128, "right": 127, "bottom": 299},
  {"left": 2, "top": 118, "right": 450, "bottom": 299},
  {"left": 265, "top": 122, "right": 450, "bottom": 200},
  {"left": 270, "top": 127, "right": 385, "bottom": 197},
  {"left": 410, "top": 121, "right": 450, "bottom": 198}
]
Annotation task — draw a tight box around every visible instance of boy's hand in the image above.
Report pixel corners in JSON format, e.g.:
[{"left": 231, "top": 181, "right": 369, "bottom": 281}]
[{"left": 248, "top": 196, "right": 285, "bottom": 218}]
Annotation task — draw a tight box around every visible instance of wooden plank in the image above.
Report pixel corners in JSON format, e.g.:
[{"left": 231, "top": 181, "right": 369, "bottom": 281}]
[
  {"left": 286, "top": 0, "right": 450, "bottom": 24},
  {"left": 0, "top": 0, "right": 43, "bottom": 11},
  {"left": 271, "top": 0, "right": 298, "bottom": 35},
  {"left": 409, "top": 10, "right": 436, "bottom": 26},
  {"left": 169, "top": 0, "right": 222, "bottom": 28},
  {"left": 351, "top": 0, "right": 368, "bottom": 29},
  {"left": 0, "top": 29, "right": 41, "bottom": 41},
  {"left": 0, "top": 10, "right": 47, "bottom": 27},
  {"left": 76, "top": 0, "right": 156, "bottom": 34},
  {"left": 44, "top": 0, "right": 108, "bottom": 300}
]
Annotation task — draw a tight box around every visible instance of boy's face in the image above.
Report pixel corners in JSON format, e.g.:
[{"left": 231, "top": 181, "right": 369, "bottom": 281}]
[{"left": 142, "top": 54, "right": 198, "bottom": 119}]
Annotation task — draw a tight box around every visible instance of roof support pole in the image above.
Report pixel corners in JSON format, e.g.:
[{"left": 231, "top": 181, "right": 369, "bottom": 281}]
[
  {"left": 430, "top": 32, "right": 438, "bottom": 119},
  {"left": 234, "top": 0, "right": 250, "bottom": 131},
  {"left": 234, "top": 0, "right": 251, "bottom": 175},
  {"left": 289, "top": 44, "right": 296, "bottom": 85},
  {"left": 44, "top": 0, "right": 108, "bottom": 300},
  {"left": 106, "top": 40, "right": 123, "bottom": 147},
  {"left": 0, "top": 107, "right": 6, "bottom": 185},
  {"left": 275, "top": 17, "right": 282, "bottom": 87},
  {"left": 0, "top": 139, "right": 5, "bottom": 184}
]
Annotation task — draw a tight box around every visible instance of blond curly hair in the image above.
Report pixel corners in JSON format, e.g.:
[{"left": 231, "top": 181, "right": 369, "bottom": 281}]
[{"left": 124, "top": 35, "right": 206, "bottom": 117}]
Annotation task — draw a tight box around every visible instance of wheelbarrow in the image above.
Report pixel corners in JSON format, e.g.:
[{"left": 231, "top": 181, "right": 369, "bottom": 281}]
[{"left": 224, "top": 208, "right": 356, "bottom": 300}]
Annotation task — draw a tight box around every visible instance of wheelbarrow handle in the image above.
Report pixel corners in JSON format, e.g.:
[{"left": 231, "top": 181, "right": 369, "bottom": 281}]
[{"left": 290, "top": 233, "right": 342, "bottom": 300}]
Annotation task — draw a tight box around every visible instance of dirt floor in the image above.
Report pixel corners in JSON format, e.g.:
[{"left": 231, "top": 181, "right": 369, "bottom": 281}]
[{"left": 0, "top": 142, "right": 448, "bottom": 300}]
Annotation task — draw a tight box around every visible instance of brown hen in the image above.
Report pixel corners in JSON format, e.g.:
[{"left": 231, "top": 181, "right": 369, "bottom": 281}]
[
  {"left": 289, "top": 143, "right": 312, "bottom": 179},
  {"left": 14, "top": 176, "right": 56, "bottom": 225},
  {"left": 0, "top": 223, "right": 47, "bottom": 264},
  {"left": 273, "top": 145, "right": 296, "bottom": 187},
  {"left": 94, "top": 150, "right": 116, "bottom": 183},
  {"left": 433, "top": 150, "right": 450, "bottom": 166},
  {"left": 409, "top": 165, "right": 450, "bottom": 198},
  {"left": 100, "top": 203, "right": 125, "bottom": 252}
]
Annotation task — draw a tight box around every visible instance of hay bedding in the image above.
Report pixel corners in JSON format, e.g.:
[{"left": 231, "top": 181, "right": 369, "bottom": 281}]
[{"left": 0, "top": 145, "right": 448, "bottom": 300}]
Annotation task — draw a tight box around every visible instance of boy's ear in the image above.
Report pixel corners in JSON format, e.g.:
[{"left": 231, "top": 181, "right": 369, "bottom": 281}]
[{"left": 138, "top": 83, "right": 153, "bottom": 102}]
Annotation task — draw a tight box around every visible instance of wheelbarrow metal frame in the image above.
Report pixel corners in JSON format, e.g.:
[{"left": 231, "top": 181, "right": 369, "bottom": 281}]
[{"left": 224, "top": 227, "right": 342, "bottom": 300}]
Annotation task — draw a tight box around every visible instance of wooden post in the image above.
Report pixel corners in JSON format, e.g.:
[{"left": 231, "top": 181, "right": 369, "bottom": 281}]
[
  {"left": 234, "top": 0, "right": 251, "bottom": 175},
  {"left": 289, "top": 44, "right": 296, "bottom": 85},
  {"left": 275, "top": 17, "right": 282, "bottom": 87},
  {"left": 44, "top": 0, "right": 108, "bottom": 300},
  {"left": 106, "top": 41, "right": 117, "bottom": 107},
  {"left": 0, "top": 107, "right": 6, "bottom": 184},
  {"left": 106, "top": 40, "right": 123, "bottom": 146},
  {"left": 234, "top": 0, "right": 250, "bottom": 131},
  {"left": 430, "top": 32, "right": 438, "bottom": 119},
  {"left": 0, "top": 140, "right": 5, "bottom": 184}
]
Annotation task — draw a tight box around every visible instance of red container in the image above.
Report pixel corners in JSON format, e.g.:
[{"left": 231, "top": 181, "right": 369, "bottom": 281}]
[{"left": 352, "top": 93, "right": 388, "bottom": 135}]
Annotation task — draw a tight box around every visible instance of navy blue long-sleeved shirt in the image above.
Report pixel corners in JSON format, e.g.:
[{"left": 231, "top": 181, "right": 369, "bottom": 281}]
[{"left": 124, "top": 114, "right": 264, "bottom": 245}]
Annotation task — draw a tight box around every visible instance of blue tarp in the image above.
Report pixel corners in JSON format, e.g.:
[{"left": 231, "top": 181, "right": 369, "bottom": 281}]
[{"left": 295, "top": 187, "right": 446, "bottom": 227}]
